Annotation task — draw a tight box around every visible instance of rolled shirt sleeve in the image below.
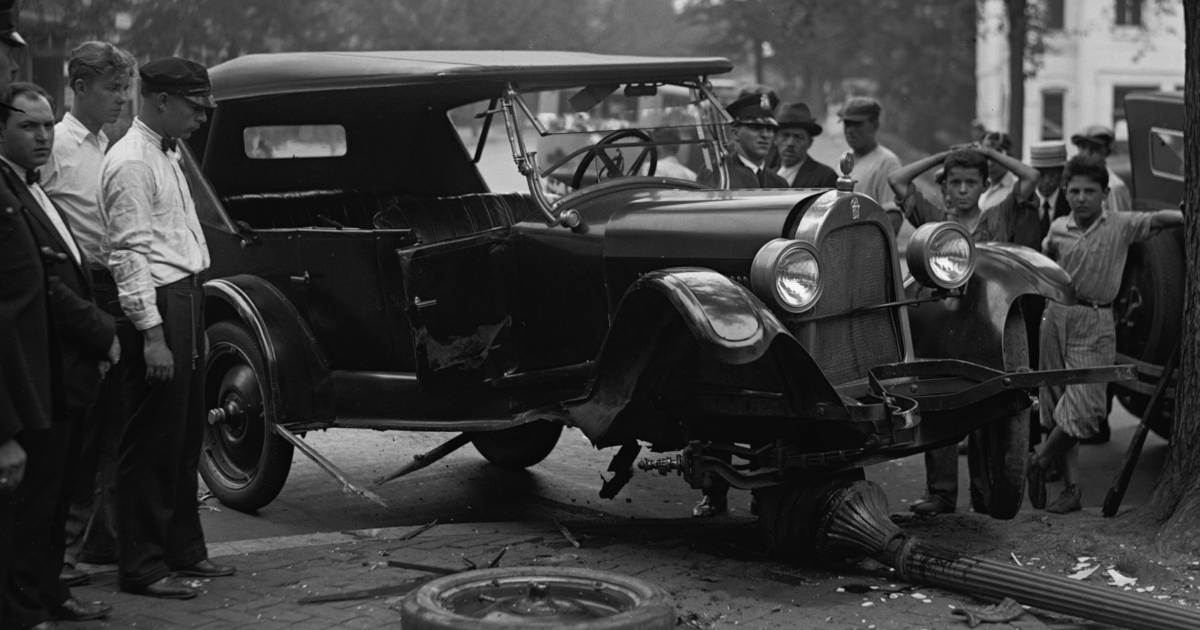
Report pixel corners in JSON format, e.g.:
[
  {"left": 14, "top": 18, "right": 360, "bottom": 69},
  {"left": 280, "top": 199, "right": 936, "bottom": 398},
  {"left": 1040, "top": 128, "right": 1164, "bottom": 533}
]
[{"left": 103, "top": 161, "right": 163, "bottom": 331}]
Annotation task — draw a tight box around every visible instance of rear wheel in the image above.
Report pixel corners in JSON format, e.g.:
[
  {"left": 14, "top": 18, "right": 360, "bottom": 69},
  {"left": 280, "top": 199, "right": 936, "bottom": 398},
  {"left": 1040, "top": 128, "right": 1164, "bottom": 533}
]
[
  {"left": 471, "top": 420, "right": 563, "bottom": 470},
  {"left": 199, "top": 321, "right": 294, "bottom": 512},
  {"left": 967, "top": 306, "right": 1029, "bottom": 519}
]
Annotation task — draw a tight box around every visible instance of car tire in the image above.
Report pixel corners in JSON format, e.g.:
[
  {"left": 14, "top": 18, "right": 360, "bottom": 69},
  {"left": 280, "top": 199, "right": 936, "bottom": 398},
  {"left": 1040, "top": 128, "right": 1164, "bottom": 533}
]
[
  {"left": 400, "top": 566, "right": 675, "bottom": 630},
  {"left": 755, "top": 471, "right": 862, "bottom": 564},
  {"left": 1113, "top": 231, "right": 1183, "bottom": 438},
  {"left": 470, "top": 420, "right": 563, "bottom": 470},
  {"left": 967, "top": 305, "right": 1029, "bottom": 520},
  {"left": 199, "top": 321, "right": 294, "bottom": 512}
]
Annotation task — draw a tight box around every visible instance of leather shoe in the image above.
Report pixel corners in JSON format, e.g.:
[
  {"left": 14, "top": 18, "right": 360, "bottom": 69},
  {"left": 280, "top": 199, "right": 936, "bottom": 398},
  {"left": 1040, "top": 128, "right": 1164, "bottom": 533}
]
[
  {"left": 909, "top": 496, "right": 954, "bottom": 516},
  {"left": 1046, "top": 484, "right": 1082, "bottom": 514},
  {"left": 123, "top": 576, "right": 198, "bottom": 600},
  {"left": 174, "top": 559, "right": 236, "bottom": 578},
  {"left": 691, "top": 493, "right": 728, "bottom": 518},
  {"left": 52, "top": 597, "right": 111, "bottom": 621},
  {"left": 59, "top": 564, "right": 89, "bottom": 587}
]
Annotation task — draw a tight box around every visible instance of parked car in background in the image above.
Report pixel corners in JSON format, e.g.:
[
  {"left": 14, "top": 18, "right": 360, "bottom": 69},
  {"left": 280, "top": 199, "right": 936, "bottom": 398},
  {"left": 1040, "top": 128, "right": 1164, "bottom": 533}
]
[
  {"left": 184, "top": 51, "right": 1126, "bottom": 553},
  {"left": 1113, "top": 90, "right": 1185, "bottom": 437}
]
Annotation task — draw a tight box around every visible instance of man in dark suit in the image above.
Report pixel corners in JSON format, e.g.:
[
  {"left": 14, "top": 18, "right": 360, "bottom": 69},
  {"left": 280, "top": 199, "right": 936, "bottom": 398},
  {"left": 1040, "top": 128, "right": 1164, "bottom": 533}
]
[
  {"left": 0, "top": 83, "right": 118, "bottom": 628},
  {"left": 0, "top": 0, "right": 54, "bottom": 609},
  {"left": 701, "top": 86, "right": 789, "bottom": 190},
  {"left": 774, "top": 102, "right": 838, "bottom": 188}
]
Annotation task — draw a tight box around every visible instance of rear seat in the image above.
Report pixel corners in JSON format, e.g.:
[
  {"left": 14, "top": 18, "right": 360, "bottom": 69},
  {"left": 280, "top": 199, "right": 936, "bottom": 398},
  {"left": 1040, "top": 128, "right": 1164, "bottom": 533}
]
[{"left": 222, "top": 190, "right": 542, "bottom": 244}]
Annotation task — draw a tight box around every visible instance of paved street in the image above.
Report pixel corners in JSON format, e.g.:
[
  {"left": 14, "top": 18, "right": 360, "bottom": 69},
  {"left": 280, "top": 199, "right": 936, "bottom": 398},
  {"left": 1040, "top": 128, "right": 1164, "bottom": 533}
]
[{"left": 57, "top": 401, "right": 1184, "bottom": 629}]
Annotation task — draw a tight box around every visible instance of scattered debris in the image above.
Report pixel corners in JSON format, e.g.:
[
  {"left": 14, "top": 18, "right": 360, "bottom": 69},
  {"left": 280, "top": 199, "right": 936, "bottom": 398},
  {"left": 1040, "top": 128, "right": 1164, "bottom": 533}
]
[
  {"left": 486, "top": 546, "right": 508, "bottom": 568},
  {"left": 1009, "top": 552, "right": 1022, "bottom": 566},
  {"left": 384, "top": 560, "right": 457, "bottom": 575},
  {"left": 1068, "top": 565, "right": 1100, "bottom": 580},
  {"left": 553, "top": 518, "right": 582, "bottom": 548},
  {"left": 950, "top": 597, "right": 1026, "bottom": 628},
  {"left": 531, "top": 552, "right": 579, "bottom": 566},
  {"left": 396, "top": 520, "right": 438, "bottom": 542},
  {"left": 1107, "top": 569, "right": 1138, "bottom": 588},
  {"left": 298, "top": 579, "right": 428, "bottom": 604}
]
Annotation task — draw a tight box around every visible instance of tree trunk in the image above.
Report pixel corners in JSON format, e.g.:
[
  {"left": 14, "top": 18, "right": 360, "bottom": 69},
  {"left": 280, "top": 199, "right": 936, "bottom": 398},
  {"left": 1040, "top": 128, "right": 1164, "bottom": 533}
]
[
  {"left": 1005, "top": 0, "right": 1027, "bottom": 156},
  {"left": 1139, "top": 0, "right": 1200, "bottom": 552}
]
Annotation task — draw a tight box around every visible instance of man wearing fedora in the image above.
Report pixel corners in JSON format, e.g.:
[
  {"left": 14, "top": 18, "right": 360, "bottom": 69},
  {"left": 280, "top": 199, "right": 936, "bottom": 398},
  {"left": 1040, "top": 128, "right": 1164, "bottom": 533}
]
[
  {"left": 100, "top": 57, "right": 233, "bottom": 600},
  {"left": 774, "top": 102, "right": 837, "bottom": 188},
  {"left": 702, "top": 86, "right": 788, "bottom": 190},
  {"left": 1070, "top": 125, "right": 1132, "bottom": 214}
]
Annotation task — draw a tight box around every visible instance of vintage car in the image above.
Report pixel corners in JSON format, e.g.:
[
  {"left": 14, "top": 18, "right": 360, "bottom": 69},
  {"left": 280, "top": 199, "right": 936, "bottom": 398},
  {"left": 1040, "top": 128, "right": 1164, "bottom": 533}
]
[
  {"left": 1113, "top": 90, "right": 1184, "bottom": 437},
  {"left": 186, "top": 51, "right": 1125, "bottom": 550}
]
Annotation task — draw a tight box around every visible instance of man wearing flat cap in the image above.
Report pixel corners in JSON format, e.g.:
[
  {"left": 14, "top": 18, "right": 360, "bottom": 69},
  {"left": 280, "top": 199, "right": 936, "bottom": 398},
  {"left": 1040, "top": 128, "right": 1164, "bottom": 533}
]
[
  {"left": 0, "top": 0, "right": 57, "bottom": 609},
  {"left": 840, "top": 97, "right": 902, "bottom": 217},
  {"left": 774, "top": 102, "right": 837, "bottom": 188},
  {"left": 1070, "top": 124, "right": 1132, "bottom": 213},
  {"left": 703, "top": 86, "right": 789, "bottom": 189},
  {"left": 99, "top": 56, "right": 232, "bottom": 601}
]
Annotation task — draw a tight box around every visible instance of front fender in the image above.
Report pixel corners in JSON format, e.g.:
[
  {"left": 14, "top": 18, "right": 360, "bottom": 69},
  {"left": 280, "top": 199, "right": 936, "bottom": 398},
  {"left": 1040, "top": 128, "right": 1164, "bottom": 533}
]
[
  {"left": 906, "top": 243, "right": 1075, "bottom": 367},
  {"left": 204, "top": 275, "right": 332, "bottom": 426},
  {"left": 552, "top": 268, "right": 844, "bottom": 446}
]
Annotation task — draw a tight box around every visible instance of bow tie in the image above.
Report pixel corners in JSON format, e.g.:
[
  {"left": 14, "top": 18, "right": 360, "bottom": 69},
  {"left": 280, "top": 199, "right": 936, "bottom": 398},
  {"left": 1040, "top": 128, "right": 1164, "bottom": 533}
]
[
  {"left": 161, "top": 137, "right": 177, "bottom": 153},
  {"left": 24, "top": 169, "right": 39, "bottom": 186}
]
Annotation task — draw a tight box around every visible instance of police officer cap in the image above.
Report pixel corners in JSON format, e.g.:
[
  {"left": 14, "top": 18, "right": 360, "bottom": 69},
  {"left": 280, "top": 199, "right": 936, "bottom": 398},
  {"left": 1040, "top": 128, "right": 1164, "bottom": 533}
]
[
  {"left": 0, "top": 0, "right": 26, "bottom": 48},
  {"left": 726, "top": 85, "right": 779, "bottom": 127},
  {"left": 140, "top": 57, "right": 216, "bottom": 109}
]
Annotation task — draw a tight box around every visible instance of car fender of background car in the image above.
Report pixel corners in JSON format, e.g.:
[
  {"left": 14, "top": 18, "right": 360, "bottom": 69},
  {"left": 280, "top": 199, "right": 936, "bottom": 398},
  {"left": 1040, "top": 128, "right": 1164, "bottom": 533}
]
[{"left": 184, "top": 51, "right": 1130, "bottom": 546}]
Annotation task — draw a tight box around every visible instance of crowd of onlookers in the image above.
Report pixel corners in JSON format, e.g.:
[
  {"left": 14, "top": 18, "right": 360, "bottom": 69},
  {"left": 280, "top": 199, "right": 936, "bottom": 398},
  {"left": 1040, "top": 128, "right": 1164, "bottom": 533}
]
[
  {"left": 0, "top": 1, "right": 231, "bottom": 627},
  {"left": 690, "top": 84, "right": 1183, "bottom": 520}
]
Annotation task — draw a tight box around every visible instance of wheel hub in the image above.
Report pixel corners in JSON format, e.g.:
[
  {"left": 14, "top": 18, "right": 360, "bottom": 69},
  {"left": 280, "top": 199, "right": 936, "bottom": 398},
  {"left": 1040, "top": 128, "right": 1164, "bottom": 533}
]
[{"left": 441, "top": 576, "right": 632, "bottom": 622}]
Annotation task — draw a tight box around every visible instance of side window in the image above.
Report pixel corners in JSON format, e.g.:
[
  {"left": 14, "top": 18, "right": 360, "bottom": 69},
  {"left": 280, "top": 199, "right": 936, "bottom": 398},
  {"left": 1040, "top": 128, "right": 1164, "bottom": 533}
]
[
  {"left": 1148, "top": 127, "right": 1184, "bottom": 182},
  {"left": 243, "top": 125, "right": 347, "bottom": 159}
]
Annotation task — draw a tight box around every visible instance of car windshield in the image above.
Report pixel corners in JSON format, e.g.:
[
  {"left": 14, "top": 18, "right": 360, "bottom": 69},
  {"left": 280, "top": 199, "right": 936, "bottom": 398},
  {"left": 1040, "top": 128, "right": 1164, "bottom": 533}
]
[{"left": 449, "top": 81, "right": 729, "bottom": 199}]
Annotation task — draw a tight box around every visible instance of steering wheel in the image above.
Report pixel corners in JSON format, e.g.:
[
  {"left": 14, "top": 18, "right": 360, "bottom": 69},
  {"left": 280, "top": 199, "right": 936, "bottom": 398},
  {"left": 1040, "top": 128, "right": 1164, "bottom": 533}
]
[{"left": 571, "top": 129, "right": 658, "bottom": 190}]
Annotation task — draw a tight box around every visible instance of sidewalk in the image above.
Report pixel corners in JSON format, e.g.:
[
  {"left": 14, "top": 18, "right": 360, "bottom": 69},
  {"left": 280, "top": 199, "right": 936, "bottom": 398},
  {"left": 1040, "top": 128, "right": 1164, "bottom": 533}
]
[{"left": 67, "top": 516, "right": 1068, "bottom": 630}]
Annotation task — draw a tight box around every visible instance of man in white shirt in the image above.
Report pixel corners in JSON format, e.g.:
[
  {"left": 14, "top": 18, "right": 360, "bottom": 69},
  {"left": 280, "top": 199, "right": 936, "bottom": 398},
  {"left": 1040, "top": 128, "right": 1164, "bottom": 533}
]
[
  {"left": 841, "top": 97, "right": 906, "bottom": 242},
  {"left": 40, "top": 39, "right": 135, "bottom": 588},
  {"left": 0, "top": 82, "right": 118, "bottom": 627},
  {"left": 1070, "top": 125, "right": 1133, "bottom": 214},
  {"left": 978, "top": 131, "right": 1016, "bottom": 212},
  {"left": 100, "top": 57, "right": 232, "bottom": 601}
]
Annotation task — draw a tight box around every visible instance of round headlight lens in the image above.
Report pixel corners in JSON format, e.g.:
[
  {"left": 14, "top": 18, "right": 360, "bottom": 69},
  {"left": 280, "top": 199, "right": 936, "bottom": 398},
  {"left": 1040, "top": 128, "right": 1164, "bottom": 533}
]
[
  {"left": 928, "top": 228, "right": 973, "bottom": 285},
  {"left": 906, "top": 222, "right": 975, "bottom": 289},
  {"left": 775, "top": 247, "right": 820, "bottom": 311},
  {"left": 750, "top": 239, "right": 822, "bottom": 313}
]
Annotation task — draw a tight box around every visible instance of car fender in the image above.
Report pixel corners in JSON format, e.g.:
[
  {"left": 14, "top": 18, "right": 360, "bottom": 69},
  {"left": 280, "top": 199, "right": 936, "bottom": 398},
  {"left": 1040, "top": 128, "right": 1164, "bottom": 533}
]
[
  {"left": 551, "top": 267, "right": 844, "bottom": 446},
  {"left": 204, "top": 275, "right": 332, "bottom": 425},
  {"left": 906, "top": 243, "right": 1074, "bottom": 367}
]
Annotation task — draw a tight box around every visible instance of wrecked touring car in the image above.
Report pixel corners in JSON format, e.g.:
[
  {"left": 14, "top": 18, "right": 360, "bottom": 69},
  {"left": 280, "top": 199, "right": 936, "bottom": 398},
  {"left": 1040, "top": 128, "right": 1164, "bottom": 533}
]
[{"left": 186, "top": 51, "right": 1128, "bottom": 541}]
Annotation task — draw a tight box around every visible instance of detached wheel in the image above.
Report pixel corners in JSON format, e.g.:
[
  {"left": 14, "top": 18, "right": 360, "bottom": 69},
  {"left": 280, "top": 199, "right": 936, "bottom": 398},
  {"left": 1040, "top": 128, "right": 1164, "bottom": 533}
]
[
  {"left": 200, "top": 321, "right": 294, "bottom": 512},
  {"left": 967, "top": 306, "right": 1029, "bottom": 519},
  {"left": 1113, "top": 231, "right": 1183, "bottom": 438},
  {"left": 400, "top": 567, "right": 674, "bottom": 629},
  {"left": 471, "top": 421, "right": 562, "bottom": 470}
]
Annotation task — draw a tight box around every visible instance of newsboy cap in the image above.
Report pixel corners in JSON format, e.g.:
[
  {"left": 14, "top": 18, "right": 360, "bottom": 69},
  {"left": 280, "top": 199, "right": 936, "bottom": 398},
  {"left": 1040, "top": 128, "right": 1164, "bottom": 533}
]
[
  {"left": 140, "top": 57, "right": 216, "bottom": 109},
  {"left": 838, "top": 97, "right": 881, "bottom": 123},
  {"left": 0, "top": 0, "right": 25, "bottom": 48},
  {"left": 726, "top": 85, "right": 779, "bottom": 127},
  {"left": 777, "top": 102, "right": 822, "bottom": 136},
  {"left": 1028, "top": 141, "right": 1067, "bottom": 168},
  {"left": 1070, "top": 124, "right": 1115, "bottom": 148}
]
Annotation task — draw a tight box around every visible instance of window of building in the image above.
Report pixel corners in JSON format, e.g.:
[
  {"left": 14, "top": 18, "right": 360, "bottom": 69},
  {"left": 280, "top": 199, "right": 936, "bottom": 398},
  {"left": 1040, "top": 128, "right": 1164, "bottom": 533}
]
[
  {"left": 1041, "top": 90, "right": 1064, "bottom": 140},
  {"left": 1043, "top": 0, "right": 1065, "bottom": 30},
  {"left": 1115, "top": 0, "right": 1142, "bottom": 26}
]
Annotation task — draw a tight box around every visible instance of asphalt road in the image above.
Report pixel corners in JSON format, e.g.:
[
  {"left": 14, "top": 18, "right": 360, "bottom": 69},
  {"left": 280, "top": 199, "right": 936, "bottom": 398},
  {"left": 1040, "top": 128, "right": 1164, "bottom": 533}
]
[{"left": 201, "top": 400, "right": 1167, "bottom": 545}]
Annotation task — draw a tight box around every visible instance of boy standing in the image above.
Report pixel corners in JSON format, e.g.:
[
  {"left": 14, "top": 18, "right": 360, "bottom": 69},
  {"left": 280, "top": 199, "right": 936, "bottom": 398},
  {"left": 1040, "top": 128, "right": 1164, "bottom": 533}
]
[
  {"left": 1028, "top": 156, "right": 1182, "bottom": 513},
  {"left": 887, "top": 144, "right": 1040, "bottom": 515}
]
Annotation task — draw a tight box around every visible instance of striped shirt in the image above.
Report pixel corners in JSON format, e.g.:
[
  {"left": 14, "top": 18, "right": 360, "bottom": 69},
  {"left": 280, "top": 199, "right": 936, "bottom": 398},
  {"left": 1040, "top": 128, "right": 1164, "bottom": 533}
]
[{"left": 1041, "top": 210, "right": 1155, "bottom": 304}]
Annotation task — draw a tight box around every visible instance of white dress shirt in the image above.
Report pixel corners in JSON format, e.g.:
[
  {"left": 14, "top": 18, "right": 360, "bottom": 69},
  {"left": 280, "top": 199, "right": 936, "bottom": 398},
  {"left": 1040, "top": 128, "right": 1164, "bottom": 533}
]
[
  {"left": 0, "top": 155, "right": 82, "bottom": 265},
  {"left": 41, "top": 112, "right": 108, "bottom": 266},
  {"left": 100, "top": 117, "right": 209, "bottom": 331},
  {"left": 776, "top": 159, "right": 803, "bottom": 186}
]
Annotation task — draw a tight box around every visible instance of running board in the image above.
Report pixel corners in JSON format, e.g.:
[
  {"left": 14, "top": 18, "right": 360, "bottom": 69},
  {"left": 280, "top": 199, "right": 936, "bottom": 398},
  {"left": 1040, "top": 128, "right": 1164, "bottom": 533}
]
[{"left": 272, "top": 424, "right": 387, "bottom": 508}]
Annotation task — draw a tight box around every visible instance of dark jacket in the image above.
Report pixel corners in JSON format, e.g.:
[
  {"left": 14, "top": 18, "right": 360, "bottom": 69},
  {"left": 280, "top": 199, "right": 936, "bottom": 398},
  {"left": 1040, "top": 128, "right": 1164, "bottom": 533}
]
[
  {"left": 0, "top": 169, "right": 52, "bottom": 442},
  {"left": 781, "top": 157, "right": 839, "bottom": 189},
  {"left": 0, "top": 163, "right": 114, "bottom": 420},
  {"left": 702, "top": 155, "right": 789, "bottom": 189}
]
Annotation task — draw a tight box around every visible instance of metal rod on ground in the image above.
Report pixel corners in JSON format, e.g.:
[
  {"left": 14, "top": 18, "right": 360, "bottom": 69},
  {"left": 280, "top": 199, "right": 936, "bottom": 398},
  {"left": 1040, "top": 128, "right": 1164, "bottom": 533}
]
[
  {"left": 1103, "top": 348, "right": 1179, "bottom": 517},
  {"left": 814, "top": 481, "right": 1200, "bottom": 630},
  {"left": 375, "top": 433, "right": 473, "bottom": 486},
  {"left": 273, "top": 424, "right": 387, "bottom": 507}
]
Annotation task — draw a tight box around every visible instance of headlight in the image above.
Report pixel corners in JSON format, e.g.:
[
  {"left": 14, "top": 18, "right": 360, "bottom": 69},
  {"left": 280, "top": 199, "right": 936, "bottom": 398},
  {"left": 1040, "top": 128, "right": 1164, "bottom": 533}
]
[
  {"left": 750, "top": 239, "right": 822, "bottom": 313},
  {"left": 906, "top": 222, "right": 975, "bottom": 289}
]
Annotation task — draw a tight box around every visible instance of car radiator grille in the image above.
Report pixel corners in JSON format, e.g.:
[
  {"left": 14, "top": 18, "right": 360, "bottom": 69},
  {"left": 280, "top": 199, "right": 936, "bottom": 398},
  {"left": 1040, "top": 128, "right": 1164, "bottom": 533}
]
[{"left": 795, "top": 224, "right": 902, "bottom": 384}]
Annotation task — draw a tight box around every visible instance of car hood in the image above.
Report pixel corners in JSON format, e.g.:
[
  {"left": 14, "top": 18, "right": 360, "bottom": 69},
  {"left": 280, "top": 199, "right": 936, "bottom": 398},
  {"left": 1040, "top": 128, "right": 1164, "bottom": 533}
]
[{"left": 602, "top": 188, "right": 832, "bottom": 263}]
